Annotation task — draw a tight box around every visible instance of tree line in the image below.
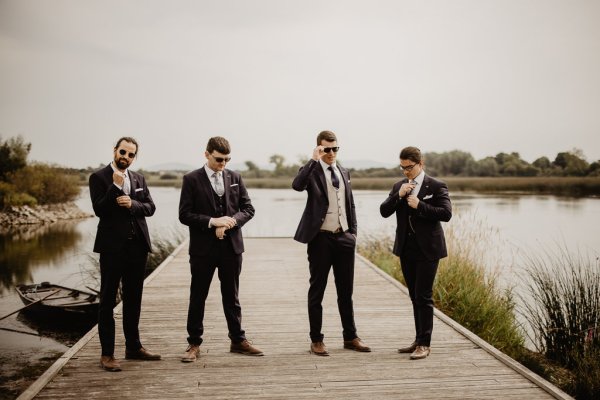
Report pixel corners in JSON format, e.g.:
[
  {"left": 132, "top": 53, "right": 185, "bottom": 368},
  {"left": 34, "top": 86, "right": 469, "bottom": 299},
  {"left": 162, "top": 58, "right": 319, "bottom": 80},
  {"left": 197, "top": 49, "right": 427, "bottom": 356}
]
[
  {"left": 241, "top": 149, "right": 600, "bottom": 178},
  {"left": 0, "top": 136, "right": 80, "bottom": 209}
]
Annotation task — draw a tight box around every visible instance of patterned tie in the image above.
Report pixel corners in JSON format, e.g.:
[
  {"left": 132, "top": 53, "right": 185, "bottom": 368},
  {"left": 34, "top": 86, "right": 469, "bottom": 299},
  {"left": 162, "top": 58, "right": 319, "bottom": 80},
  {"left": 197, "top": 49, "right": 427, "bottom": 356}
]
[
  {"left": 123, "top": 173, "right": 131, "bottom": 195},
  {"left": 213, "top": 172, "right": 224, "bottom": 196},
  {"left": 328, "top": 166, "right": 339, "bottom": 189}
]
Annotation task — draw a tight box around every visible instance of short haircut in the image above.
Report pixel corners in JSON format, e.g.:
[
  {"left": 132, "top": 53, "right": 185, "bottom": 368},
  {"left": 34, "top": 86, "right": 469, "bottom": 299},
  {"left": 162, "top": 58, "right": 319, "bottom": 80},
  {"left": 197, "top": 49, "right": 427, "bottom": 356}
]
[
  {"left": 206, "top": 136, "right": 231, "bottom": 154},
  {"left": 316, "top": 130, "right": 337, "bottom": 145},
  {"left": 400, "top": 146, "right": 422, "bottom": 163},
  {"left": 115, "top": 137, "right": 138, "bottom": 154}
]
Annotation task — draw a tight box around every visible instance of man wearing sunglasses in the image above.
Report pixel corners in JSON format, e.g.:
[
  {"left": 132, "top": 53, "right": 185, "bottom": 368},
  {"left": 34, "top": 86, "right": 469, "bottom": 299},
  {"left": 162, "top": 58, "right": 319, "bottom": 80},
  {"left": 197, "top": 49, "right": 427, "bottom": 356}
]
[
  {"left": 89, "top": 137, "right": 160, "bottom": 372},
  {"left": 380, "top": 146, "right": 452, "bottom": 360},
  {"left": 292, "top": 130, "right": 371, "bottom": 356},
  {"left": 179, "top": 136, "right": 263, "bottom": 362}
]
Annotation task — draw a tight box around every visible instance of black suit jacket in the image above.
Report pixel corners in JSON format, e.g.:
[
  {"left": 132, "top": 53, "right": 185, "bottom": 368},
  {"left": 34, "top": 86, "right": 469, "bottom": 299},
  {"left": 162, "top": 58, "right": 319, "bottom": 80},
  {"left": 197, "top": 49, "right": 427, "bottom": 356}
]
[
  {"left": 292, "top": 160, "right": 357, "bottom": 244},
  {"left": 380, "top": 174, "right": 451, "bottom": 260},
  {"left": 89, "top": 164, "right": 155, "bottom": 253},
  {"left": 179, "top": 168, "right": 254, "bottom": 256}
]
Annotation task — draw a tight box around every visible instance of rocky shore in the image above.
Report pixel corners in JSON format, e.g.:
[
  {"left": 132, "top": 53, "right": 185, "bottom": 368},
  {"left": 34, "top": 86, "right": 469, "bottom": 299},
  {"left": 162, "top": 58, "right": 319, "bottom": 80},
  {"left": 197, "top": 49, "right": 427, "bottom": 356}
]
[{"left": 0, "top": 203, "right": 93, "bottom": 226}]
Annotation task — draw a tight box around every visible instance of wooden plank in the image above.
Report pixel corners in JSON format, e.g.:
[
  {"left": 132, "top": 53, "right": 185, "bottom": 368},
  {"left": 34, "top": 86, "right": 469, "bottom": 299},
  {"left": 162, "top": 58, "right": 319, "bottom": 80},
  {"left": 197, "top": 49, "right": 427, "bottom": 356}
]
[{"left": 20, "top": 238, "right": 570, "bottom": 399}]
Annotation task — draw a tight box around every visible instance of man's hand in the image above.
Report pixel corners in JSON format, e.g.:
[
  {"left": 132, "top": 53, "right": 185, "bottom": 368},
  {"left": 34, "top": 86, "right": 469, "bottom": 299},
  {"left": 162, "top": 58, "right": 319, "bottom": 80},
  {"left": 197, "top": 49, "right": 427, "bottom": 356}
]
[
  {"left": 211, "top": 216, "right": 236, "bottom": 229},
  {"left": 113, "top": 172, "right": 125, "bottom": 187},
  {"left": 407, "top": 195, "right": 419, "bottom": 209},
  {"left": 399, "top": 182, "right": 416, "bottom": 198},
  {"left": 116, "top": 195, "right": 132, "bottom": 209},
  {"left": 215, "top": 226, "right": 227, "bottom": 240},
  {"left": 312, "top": 145, "right": 325, "bottom": 161}
]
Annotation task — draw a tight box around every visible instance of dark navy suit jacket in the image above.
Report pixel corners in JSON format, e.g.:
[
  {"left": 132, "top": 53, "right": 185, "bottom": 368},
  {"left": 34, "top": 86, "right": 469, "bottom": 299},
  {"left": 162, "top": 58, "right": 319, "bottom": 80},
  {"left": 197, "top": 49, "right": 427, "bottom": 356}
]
[
  {"left": 292, "top": 159, "right": 357, "bottom": 244},
  {"left": 380, "top": 174, "right": 451, "bottom": 260},
  {"left": 178, "top": 168, "right": 254, "bottom": 256},
  {"left": 89, "top": 164, "right": 155, "bottom": 253}
]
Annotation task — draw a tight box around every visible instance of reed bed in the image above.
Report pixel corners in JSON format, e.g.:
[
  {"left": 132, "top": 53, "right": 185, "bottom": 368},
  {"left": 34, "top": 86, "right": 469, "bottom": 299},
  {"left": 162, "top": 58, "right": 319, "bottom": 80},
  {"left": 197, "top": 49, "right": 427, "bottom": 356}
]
[{"left": 520, "top": 246, "right": 600, "bottom": 399}]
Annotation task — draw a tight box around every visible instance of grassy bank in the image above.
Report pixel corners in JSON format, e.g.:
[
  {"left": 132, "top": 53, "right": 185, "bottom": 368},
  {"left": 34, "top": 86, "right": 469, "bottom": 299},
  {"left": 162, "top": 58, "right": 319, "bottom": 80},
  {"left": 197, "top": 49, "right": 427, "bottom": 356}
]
[{"left": 143, "top": 176, "right": 600, "bottom": 195}]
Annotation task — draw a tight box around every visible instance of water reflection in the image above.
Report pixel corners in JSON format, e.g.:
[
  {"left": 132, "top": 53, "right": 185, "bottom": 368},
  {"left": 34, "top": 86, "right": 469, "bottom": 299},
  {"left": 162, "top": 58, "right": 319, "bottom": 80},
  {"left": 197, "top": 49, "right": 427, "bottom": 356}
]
[{"left": 0, "top": 221, "right": 83, "bottom": 294}]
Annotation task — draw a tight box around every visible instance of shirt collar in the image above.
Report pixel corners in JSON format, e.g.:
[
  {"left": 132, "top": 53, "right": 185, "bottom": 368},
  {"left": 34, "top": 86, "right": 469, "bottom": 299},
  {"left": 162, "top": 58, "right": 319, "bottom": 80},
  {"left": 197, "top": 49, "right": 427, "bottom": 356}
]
[
  {"left": 319, "top": 159, "right": 337, "bottom": 173},
  {"left": 412, "top": 170, "right": 425, "bottom": 186},
  {"left": 204, "top": 164, "right": 222, "bottom": 178}
]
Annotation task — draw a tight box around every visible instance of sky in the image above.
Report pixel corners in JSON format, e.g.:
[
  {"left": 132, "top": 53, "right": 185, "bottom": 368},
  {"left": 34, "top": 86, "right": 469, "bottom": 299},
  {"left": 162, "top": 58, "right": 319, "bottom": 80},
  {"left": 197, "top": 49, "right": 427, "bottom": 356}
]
[{"left": 1, "top": 0, "right": 599, "bottom": 170}]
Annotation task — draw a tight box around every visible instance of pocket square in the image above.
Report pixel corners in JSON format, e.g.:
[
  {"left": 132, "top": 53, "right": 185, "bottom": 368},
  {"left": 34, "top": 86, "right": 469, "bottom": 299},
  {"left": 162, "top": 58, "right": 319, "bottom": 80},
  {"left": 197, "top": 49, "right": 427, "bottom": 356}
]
[
  {"left": 135, "top": 188, "right": 144, "bottom": 192},
  {"left": 230, "top": 183, "right": 239, "bottom": 187},
  {"left": 423, "top": 194, "right": 433, "bottom": 200}
]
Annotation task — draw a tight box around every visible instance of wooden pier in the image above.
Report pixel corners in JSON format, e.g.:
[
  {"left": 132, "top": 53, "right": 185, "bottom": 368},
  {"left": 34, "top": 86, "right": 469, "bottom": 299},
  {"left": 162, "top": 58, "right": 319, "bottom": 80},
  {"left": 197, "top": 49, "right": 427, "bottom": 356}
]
[{"left": 19, "top": 238, "right": 570, "bottom": 399}]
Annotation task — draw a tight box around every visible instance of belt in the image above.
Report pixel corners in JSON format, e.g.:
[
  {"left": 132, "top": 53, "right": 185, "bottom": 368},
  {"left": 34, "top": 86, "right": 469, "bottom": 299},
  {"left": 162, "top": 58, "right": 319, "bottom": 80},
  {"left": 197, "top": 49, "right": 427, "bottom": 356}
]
[{"left": 319, "top": 228, "right": 344, "bottom": 234}]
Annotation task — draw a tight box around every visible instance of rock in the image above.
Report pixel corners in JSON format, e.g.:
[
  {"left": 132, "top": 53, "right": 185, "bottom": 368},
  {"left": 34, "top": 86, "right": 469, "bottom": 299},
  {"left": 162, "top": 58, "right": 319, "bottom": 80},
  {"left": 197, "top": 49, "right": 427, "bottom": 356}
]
[{"left": 0, "top": 202, "right": 93, "bottom": 226}]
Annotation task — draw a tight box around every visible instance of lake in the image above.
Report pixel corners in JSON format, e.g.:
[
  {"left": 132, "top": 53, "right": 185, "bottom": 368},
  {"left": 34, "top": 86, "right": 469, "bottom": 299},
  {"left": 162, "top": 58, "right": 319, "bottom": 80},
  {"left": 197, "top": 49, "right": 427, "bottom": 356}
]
[{"left": 1, "top": 187, "right": 599, "bottom": 392}]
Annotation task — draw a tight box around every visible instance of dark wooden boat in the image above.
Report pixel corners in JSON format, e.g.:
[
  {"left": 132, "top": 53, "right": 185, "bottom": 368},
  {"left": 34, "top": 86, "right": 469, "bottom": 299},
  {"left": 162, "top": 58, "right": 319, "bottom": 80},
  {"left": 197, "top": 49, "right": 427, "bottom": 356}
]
[{"left": 15, "top": 282, "right": 99, "bottom": 316}]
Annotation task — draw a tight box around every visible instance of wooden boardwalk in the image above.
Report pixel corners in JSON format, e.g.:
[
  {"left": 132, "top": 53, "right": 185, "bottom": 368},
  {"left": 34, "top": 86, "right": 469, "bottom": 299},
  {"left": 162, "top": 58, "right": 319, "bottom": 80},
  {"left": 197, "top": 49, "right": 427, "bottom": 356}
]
[{"left": 20, "top": 238, "right": 570, "bottom": 399}]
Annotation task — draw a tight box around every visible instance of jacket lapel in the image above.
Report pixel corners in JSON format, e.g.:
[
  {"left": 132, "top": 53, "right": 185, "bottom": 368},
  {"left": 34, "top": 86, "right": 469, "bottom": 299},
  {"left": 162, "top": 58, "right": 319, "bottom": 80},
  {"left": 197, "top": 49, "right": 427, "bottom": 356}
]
[
  {"left": 223, "top": 169, "right": 230, "bottom": 208},
  {"left": 418, "top": 175, "right": 431, "bottom": 200},
  {"left": 199, "top": 169, "right": 217, "bottom": 211},
  {"left": 316, "top": 166, "right": 327, "bottom": 196}
]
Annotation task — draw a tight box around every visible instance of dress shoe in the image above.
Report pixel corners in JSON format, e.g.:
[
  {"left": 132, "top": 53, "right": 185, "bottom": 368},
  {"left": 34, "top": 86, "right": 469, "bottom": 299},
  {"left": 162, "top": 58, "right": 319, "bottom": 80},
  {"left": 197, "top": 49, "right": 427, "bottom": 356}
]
[
  {"left": 181, "top": 344, "right": 200, "bottom": 363},
  {"left": 343, "top": 338, "right": 371, "bottom": 352},
  {"left": 125, "top": 346, "right": 161, "bottom": 360},
  {"left": 310, "top": 341, "right": 329, "bottom": 356},
  {"left": 410, "top": 346, "right": 431, "bottom": 360},
  {"left": 398, "top": 341, "right": 417, "bottom": 353},
  {"left": 100, "top": 355, "right": 122, "bottom": 372},
  {"left": 230, "top": 339, "right": 264, "bottom": 356}
]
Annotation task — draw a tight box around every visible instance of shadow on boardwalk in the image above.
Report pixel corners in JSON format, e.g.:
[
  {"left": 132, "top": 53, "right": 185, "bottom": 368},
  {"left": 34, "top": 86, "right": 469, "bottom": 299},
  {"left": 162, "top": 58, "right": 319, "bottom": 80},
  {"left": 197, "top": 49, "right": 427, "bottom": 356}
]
[{"left": 20, "top": 238, "right": 570, "bottom": 399}]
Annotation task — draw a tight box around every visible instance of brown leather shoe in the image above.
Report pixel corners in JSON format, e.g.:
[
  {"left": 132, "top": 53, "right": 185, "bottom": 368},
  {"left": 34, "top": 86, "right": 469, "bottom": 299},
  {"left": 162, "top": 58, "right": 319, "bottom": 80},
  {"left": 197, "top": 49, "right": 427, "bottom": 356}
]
[
  {"left": 230, "top": 340, "right": 264, "bottom": 356},
  {"left": 410, "top": 346, "right": 431, "bottom": 360},
  {"left": 125, "top": 346, "right": 161, "bottom": 360},
  {"left": 100, "top": 355, "right": 122, "bottom": 372},
  {"left": 343, "top": 338, "right": 371, "bottom": 352},
  {"left": 310, "top": 341, "right": 329, "bottom": 356},
  {"left": 398, "top": 341, "right": 417, "bottom": 353},
  {"left": 181, "top": 344, "right": 200, "bottom": 363}
]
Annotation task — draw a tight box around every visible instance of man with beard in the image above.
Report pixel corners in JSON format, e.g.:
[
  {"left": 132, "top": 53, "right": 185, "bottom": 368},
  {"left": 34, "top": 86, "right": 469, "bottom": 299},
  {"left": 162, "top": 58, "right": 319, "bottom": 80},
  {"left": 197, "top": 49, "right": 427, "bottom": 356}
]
[{"left": 89, "top": 137, "right": 161, "bottom": 372}]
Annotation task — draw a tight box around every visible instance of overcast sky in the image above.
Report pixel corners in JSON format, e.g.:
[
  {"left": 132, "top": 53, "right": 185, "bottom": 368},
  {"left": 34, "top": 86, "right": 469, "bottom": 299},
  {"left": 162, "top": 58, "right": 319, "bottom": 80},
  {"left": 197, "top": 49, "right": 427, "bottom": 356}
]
[{"left": 1, "top": 0, "right": 599, "bottom": 170}]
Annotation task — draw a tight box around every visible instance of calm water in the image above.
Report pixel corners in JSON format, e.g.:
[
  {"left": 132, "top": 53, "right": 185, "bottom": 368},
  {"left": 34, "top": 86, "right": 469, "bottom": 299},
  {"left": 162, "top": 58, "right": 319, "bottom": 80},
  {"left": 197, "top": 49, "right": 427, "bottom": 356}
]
[{"left": 1, "top": 187, "right": 599, "bottom": 372}]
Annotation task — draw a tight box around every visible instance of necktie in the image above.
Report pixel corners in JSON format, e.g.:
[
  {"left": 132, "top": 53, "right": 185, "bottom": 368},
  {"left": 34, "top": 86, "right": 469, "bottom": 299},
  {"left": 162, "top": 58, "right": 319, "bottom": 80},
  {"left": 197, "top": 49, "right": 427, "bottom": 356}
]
[
  {"left": 123, "top": 173, "right": 131, "bottom": 195},
  {"left": 213, "top": 172, "right": 224, "bottom": 196},
  {"left": 328, "top": 166, "right": 339, "bottom": 189}
]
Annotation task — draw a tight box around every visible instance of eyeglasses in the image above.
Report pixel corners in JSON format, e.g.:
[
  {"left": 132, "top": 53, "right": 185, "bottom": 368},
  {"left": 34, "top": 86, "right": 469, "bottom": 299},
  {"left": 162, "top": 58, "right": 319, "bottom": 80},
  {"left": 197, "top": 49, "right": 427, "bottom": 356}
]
[
  {"left": 211, "top": 154, "right": 231, "bottom": 163},
  {"left": 118, "top": 149, "right": 136, "bottom": 159},
  {"left": 323, "top": 147, "right": 339, "bottom": 153},
  {"left": 400, "top": 163, "right": 418, "bottom": 171}
]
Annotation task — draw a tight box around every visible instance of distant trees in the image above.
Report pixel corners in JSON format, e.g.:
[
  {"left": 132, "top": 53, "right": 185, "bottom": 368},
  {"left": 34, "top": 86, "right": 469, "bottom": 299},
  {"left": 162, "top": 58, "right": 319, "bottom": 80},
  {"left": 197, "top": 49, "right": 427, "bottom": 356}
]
[
  {"left": 0, "top": 135, "right": 80, "bottom": 209},
  {"left": 238, "top": 149, "right": 600, "bottom": 179}
]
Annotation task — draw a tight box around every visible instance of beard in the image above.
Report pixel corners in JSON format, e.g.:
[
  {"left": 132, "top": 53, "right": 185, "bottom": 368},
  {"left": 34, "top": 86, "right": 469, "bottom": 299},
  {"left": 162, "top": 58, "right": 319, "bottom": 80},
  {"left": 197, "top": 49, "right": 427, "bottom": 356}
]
[{"left": 115, "top": 157, "right": 130, "bottom": 170}]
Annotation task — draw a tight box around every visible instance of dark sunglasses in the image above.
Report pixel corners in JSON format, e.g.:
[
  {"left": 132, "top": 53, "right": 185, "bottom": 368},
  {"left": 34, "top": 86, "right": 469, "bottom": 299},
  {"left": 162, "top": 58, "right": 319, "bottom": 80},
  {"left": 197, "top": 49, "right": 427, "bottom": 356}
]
[
  {"left": 323, "top": 147, "right": 339, "bottom": 153},
  {"left": 400, "top": 163, "right": 418, "bottom": 171},
  {"left": 211, "top": 154, "right": 231, "bottom": 163},
  {"left": 118, "top": 149, "right": 136, "bottom": 159}
]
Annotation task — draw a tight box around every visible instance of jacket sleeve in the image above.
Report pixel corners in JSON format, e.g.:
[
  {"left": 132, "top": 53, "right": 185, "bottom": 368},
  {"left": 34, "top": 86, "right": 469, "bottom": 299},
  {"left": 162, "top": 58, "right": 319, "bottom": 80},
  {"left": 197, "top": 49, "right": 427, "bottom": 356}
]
[
  {"left": 292, "top": 159, "right": 319, "bottom": 192},
  {"left": 380, "top": 182, "right": 401, "bottom": 218},
  {"left": 232, "top": 176, "right": 255, "bottom": 228},
  {"left": 178, "top": 174, "right": 212, "bottom": 229},
  {"left": 129, "top": 175, "right": 156, "bottom": 217},
  {"left": 89, "top": 172, "right": 122, "bottom": 218},
  {"left": 416, "top": 182, "right": 452, "bottom": 222}
]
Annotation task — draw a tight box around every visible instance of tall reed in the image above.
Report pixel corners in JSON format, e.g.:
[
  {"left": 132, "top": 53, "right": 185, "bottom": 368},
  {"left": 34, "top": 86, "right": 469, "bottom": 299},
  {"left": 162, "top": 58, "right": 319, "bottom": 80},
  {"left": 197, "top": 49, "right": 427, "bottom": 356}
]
[{"left": 520, "top": 247, "right": 600, "bottom": 399}]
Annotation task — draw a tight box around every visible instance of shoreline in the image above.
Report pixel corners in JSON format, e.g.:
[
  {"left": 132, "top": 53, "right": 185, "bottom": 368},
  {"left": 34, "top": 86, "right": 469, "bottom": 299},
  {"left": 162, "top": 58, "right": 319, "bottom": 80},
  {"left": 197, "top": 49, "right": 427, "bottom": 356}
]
[{"left": 0, "top": 203, "right": 93, "bottom": 227}]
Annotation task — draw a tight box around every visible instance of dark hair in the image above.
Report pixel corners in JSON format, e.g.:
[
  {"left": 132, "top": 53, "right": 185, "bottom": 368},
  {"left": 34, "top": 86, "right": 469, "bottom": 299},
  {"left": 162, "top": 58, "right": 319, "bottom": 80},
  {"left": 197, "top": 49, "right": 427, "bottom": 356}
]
[
  {"left": 316, "top": 130, "right": 337, "bottom": 145},
  {"left": 206, "top": 136, "right": 231, "bottom": 154},
  {"left": 399, "top": 146, "right": 422, "bottom": 163},
  {"left": 114, "top": 137, "right": 138, "bottom": 154}
]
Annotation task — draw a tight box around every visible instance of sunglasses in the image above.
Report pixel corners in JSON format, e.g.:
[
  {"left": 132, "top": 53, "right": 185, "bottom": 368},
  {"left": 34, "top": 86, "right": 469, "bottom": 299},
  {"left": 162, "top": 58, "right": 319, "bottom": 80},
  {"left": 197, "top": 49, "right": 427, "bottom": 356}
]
[
  {"left": 400, "top": 163, "right": 418, "bottom": 171},
  {"left": 323, "top": 147, "right": 339, "bottom": 153},
  {"left": 211, "top": 154, "right": 231, "bottom": 163},
  {"left": 118, "top": 149, "right": 136, "bottom": 159}
]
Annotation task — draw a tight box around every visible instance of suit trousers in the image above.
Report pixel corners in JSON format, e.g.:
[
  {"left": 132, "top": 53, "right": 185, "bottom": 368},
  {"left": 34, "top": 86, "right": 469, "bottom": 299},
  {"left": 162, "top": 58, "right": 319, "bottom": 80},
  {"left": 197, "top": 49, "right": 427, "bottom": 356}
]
[
  {"left": 98, "top": 237, "right": 148, "bottom": 356},
  {"left": 186, "top": 239, "right": 246, "bottom": 345},
  {"left": 307, "top": 231, "right": 357, "bottom": 342},
  {"left": 400, "top": 232, "right": 439, "bottom": 347}
]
